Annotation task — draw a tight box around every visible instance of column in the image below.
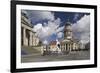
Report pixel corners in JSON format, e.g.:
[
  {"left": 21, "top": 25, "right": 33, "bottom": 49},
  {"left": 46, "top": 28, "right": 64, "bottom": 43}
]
[
  {"left": 67, "top": 44, "right": 69, "bottom": 51},
  {"left": 64, "top": 44, "right": 65, "bottom": 51},
  {"left": 62, "top": 45, "right": 63, "bottom": 51},
  {"left": 75, "top": 43, "right": 76, "bottom": 50},
  {"left": 32, "top": 34, "right": 35, "bottom": 46},
  {"left": 70, "top": 44, "right": 71, "bottom": 51},
  {"left": 72, "top": 43, "right": 73, "bottom": 51},
  {"left": 69, "top": 44, "right": 71, "bottom": 51},
  {"left": 65, "top": 44, "right": 66, "bottom": 51},
  {"left": 29, "top": 31, "right": 32, "bottom": 46},
  {"left": 73, "top": 43, "right": 75, "bottom": 50},
  {"left": 23, "top": 27, "right": 26, "bottom": 46}
]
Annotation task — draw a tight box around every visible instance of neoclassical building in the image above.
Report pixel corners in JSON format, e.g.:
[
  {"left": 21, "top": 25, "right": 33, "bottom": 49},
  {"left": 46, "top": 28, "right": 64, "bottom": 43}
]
[
  {"left": 60, "top": 22, "right": 79, "bottom": 53},
  {"left": 21, "top": 11, "right": 39, "bottom": 47}
]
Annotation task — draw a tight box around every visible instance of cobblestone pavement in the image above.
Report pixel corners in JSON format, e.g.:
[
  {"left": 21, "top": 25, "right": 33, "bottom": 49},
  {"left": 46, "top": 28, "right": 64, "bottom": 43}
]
[{"left": 21, "top": 50, "right": 90, "bottom": 63}]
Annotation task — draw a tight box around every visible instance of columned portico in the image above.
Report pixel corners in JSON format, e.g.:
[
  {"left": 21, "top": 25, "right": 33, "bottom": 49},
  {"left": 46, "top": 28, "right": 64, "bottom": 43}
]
[
  {"left": 21, "top": 26, "right": 38, "bottom": 46},
  {"left": 21, "top": 11, "right": 39, "bottom": 47},
  {"left": 59, "top": 21, "right": 79, "bottom": 53}
]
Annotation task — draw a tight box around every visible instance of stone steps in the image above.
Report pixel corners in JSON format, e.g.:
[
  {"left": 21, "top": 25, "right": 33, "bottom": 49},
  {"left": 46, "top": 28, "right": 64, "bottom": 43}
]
[{"left": 21, "top": 46, "right": 41, "bottom": 55}]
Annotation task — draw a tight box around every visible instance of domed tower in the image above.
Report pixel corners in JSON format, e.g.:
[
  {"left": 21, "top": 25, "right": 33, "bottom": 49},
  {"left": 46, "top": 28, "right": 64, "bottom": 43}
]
[{"left": 64, "top": 21, "right": 72, "bottom": 40}]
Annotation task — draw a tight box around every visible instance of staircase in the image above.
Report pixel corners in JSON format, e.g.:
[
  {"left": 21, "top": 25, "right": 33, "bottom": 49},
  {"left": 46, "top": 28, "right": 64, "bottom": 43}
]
[{"left": 21, "top": 46, "right": 41, "bottom": 56}]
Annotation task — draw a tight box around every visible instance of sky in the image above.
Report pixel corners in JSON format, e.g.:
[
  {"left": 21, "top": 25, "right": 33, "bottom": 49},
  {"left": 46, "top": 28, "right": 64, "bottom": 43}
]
[{"left": 21, "top": 10, "right": 90, "bottom": 45}]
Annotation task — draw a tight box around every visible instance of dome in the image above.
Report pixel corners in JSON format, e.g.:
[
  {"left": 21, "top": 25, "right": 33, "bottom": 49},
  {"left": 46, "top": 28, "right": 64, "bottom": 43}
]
[{"left": 65, "top": 21, "right": 72, "bottom": 26}]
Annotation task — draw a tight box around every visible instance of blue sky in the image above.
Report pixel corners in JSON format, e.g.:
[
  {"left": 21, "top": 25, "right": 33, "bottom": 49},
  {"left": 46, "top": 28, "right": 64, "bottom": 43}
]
[
  {"left": 55, "top": 12, "right": 89, "bottom": 24},
  {"left": 22, "top": 10, "right": 89, "bottom": 25},
  {"left": 22, "top": 10, "right": 90, "bottom": 44}
]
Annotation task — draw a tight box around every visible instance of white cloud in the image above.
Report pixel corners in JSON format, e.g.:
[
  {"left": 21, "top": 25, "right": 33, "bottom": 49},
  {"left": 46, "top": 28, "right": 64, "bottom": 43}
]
[
  {"left": 33, "top": 23, "right": 42, "bottom": 32},
  {"left": 33, "top": 17, "right": 62, "bottom": 44},
  {"left": 80, "top": 32, "right": 90, "bottom": 44},
  {"left": 23, "top": 10, "right": 64, "bottom": 44},
  {"left": 54, "top": 18, "right": 61, "bottom": 25},
  {"left": 73, "top": 13, "right": 80, "bottom": 21},
  {"left": 57, "top": 32, "right": 63, "bottom": 39},
  {"left": 21, "top": 10, "right": 27, "bottom": 14},
  {"left": 72, "top": 15, "right": 90, "bottom": 44},
  {"left": 56, "top": 26, "right": 64, "bottom": 33},
  {"left": 43, "top": 40, "right": 48, "bottom": 45},
  {"left": 25, "top": 10, "right": 55, "bottom": 22}
]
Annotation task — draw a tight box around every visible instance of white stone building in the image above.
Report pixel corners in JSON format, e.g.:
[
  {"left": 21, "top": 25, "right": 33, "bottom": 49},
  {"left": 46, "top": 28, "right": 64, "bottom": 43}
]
[
  {"left": 21, "top": 11, "right": 39, "bottom": 47},
  {"left": 60, "top": 22, "right": 79, "bottom": 53}
]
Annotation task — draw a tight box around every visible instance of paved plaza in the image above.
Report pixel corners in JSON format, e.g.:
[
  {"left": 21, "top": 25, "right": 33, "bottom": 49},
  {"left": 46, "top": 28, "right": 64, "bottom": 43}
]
[{"left": 21, "top": 50, "right": 90, "bottom": 63}]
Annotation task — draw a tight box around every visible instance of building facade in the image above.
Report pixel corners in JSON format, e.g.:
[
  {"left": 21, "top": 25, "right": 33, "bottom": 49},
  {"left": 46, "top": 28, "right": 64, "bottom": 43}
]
[
  {"left": 21, "top": 11, "right": 39, "bottom": 47},
  {"left": 60, "top": 22, "right": 79, "bottom": 53}
]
